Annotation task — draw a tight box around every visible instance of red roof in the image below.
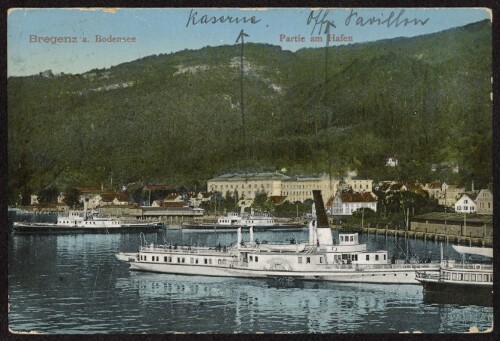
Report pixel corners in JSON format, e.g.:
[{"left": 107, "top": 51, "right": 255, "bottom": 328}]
[
  {"left": 101, "top": 192, "right": 129, "bottom": 202},
  {"left": 337, "top": 192, "right": 377, "bottom": 203},
  {"left": 164, "top": 194, "right": 181, "bottom": 201},
  {"left": 427, "top": 182, "right": 442, "bottom": 189},
  {"left": 270, "top": 195, "right": 287, "bottom": 204}
]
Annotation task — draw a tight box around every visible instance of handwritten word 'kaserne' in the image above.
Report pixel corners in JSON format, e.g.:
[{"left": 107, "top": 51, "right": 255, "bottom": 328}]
[{"left": 186, "top": 9, "right": 261, "bottom": 28}]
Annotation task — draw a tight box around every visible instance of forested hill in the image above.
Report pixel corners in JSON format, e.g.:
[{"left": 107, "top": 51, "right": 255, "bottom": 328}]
[{"left": 8, "top": 20, "right": 492, "bottom": 204}]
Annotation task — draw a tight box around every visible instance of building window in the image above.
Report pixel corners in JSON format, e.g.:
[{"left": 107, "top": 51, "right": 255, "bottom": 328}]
[
  {"left": 177, "top": 257, "right": 180, "bottom": 263},
  {"left": 209, "top": 259, "right": 212, "bottom": 264},
  {"left": 375, "top": 255, "right": 379, "bottom": 261},
  {"left": 249, "top": 256, "right": 253, "bottom": 261},
  {"left": 366, "top": 255, "right": 370, "bottom": 261},
  {"left": 204, "top": 259, "right": 208, "bottom": 264},
  {"left": 306, "top": 257, "right": 310, "bottom": 264},
  {"left": 195, "top": 258, "right": 198, "bottom": 264},
  {"left": 164, "top": 256, "right": 168, "bottom": 262},
  {"left": 298, "top": 257, "right": 303, "bottom": 264},
  {"left": 255, "top": 257, "right": 258, "bottom": 262}
]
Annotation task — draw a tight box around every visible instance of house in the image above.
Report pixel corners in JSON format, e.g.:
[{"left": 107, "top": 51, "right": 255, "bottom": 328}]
[
  {"left": 188, "top": 192, "right": 212, "bottom": 207},
  {"left": 329, "top": 192, "right": 378, "bottom": 216},
  {"left": 386, "top": 157, "right": 398, "bottom": 167},
  {"left": 30, "top": 195, "right": 39, "bottom": 205},
  {"left": 475, "top": 189, "right": 493, "bottom": 215},
  {"left": 438, "top": 183, "right": 466, "bottom": 207},
  {"left": 454, "top": 193, "right": 478, "bottom": 214},
  {"left": 100, "top": 192, "right": 129, "bottom": 206},
  {"left": 424, "top": 182, "right": 444, "bottom": 199}
]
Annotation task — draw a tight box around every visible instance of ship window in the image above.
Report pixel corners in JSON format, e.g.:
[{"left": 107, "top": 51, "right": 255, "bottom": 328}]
[
  {"left": 375, "top": 255, "right": 379, "bottom": 261},
  {"left": 366, "top": 255, "right": 370, "bottom": 261},
  {"left": 464, "top": 273, "right": 470, "bottom": 281},
  {"left": 182, "top": 258, "right": 185, "bottom": 263},
  {"left": 353, "top": 255, "right": 358, "bottom": 261},
  {"left": 340, "top": 236, "right": 343, "bottom": 242},
  {"left": 471, "top": 274, "right": 476, "bottom": 281},
  {"left": 306, "top": 257, "right": 310, "bottom": 264},
  {"left": 458, "top": 273, "right": 463, "bottom": 281},
  {"left": 452, "top": 273, "right": 457, "bottom": 280},
  {"left": 298, "top": 257, "right": 303, "bottom": 264},
  {"left": 320, "top": 257, "right": 323, "bottom": 263},
  {"left": 190, "top": 257, "right": 194, "bottom": 264},
  {"left": 249, "top": 256, "right": 253, "bottom": 261},
  {"left": 490, "top": 275, "right": 493, "bottom": 282},
  {"left": 209, "top": 259, "right": 212, "bottom": 264},
  {"left": 169, "top": 257, "right": 172, "bottom": 262},
  {"left": 384, "top": 255, "right": 386, "bottom": 260},
  {"left": 195, "top": 258, "right": 199, "bottom": 264},
  {"left": 177, "top": 257, "right": 180, "bottom": 263},
  {"left": 350, "top": 236, "right": 354, "bottom": 242},
  {"left": 477, "top": 274, "right": 482, "bottom": 281},
  {"left": 255, "top": 257, "right": 258, "bottom": 262}
]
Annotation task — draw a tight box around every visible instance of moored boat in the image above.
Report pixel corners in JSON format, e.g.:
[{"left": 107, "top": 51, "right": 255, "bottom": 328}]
[
  {"left": 182, "top": 211, "right": 304, "bottom": 231},
  {"left": 415, "top": 245, "right": 493, "bottom": 304},
  {"left": 116, "top": 219, "right": 440, "bottom": 284},
  {"left": 12, "top": 210, "right": 164, "bottom": 234}
]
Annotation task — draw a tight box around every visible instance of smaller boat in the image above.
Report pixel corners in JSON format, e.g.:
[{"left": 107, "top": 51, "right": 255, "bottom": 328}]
[
  {"left": 12, "top": 210, "right": 164, "bottom": 234},
  {"left": 416, "top": 244, "right": 493, "bottom": 305},
  {"left": 182, "top": 211, "right": 303, "bottom": 231}
]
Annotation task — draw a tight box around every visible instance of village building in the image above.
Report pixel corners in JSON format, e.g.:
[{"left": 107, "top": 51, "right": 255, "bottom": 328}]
[
  {"left": 385, "top": 157, "right": 398, "bottom": 167},
  {"left": 207, "top": 172, "right": 289, "bottom": 200},
  {"left": 424, "top": 182, "right": 444, "bottom": 199},
  {"left": 207, "top": 172, "right": 373, "bottom": 205},
  {"left": 454, "top": 193, "right": 478, "bottom": 214},
  {"left": 438, "top": 183, "right": 466, "bottom": 207},
  {"left": 329, "top": 192, "right": 378, "bottom": 216},
  {"left": 100, "top": 192, "right": 130, "bottom": 206},
  {"left": 187, "top": 192, "right": 212, "bottom": 208},
  {"left": 475, "top": 189, "right": 493, "bottom": 215}
]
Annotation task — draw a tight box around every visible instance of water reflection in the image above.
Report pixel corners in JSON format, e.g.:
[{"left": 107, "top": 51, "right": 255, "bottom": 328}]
[{"left": 8, "top": 230, "right": 494, "bottom": 334}]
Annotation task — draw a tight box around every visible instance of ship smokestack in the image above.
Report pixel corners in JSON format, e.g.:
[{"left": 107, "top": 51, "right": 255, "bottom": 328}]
[
  {"left": 249, "top": 226, "right": 254, "bottom": 243},
  {"left": 312, "top": 190, "right": 329, "bottom": 228},
  {"left": 237, "top": 227, "right": 242, "bottom": 249}
]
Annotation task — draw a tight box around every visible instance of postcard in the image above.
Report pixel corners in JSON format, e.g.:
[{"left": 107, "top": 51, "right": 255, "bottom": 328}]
[{"left": 6, "top": 7, "right": 493, "bottom": 334}]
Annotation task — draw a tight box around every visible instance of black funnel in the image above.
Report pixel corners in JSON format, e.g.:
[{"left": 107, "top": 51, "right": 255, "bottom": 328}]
[{"left": 312, "top": 190, "right": 329, "bottom": 228}]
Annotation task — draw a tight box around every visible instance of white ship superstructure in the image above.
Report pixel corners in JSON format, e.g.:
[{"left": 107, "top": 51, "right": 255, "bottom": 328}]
[{"left": 117, "top": 220, "right": 439, "bottom": 284}]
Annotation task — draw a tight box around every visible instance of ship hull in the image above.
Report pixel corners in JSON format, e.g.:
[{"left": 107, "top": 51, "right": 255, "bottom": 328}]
[
  {"left": 182, "top": 223, "right": 304, "bottom": 231},
  {"left": 124, "top": 260, "right": 435, "bottom": 284},
  {"left": 13, "top": 222, "right": 164, "bottom": 234}
]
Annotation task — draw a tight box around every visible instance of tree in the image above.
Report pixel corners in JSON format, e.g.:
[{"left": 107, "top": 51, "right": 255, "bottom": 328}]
[
  {"left": 253, "top": 192, "right": 273, "bottom": 213},
  {"left": 63, "top": 187, "right": 82, "bottom": 209},
  {"left": 37, "top": 186, "right": 60, "bottom": 204}
]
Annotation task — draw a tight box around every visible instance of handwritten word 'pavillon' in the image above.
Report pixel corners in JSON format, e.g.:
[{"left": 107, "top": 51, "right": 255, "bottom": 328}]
[
  {"left": 186, "top": 9, "right": 261, "bottom": 27},
  {"left": 345, "top": 9, "right": 429, "bottom": 27}
]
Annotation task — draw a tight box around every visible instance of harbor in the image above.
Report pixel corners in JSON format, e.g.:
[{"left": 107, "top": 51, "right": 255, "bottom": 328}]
[{"left": 8, "top": 227, "right": 493, "bottom": 333}]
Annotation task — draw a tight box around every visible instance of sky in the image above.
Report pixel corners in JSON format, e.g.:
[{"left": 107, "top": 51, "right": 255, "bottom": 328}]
[{"left": 7, "top": 7, "right": 491, "bottom": 76}]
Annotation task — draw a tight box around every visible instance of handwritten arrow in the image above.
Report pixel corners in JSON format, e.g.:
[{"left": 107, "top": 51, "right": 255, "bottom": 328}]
[
  {"left": 236, "top": 29, "right": 249, "bottom": 44},
  {"left": 236, "top": 29, "right": 250, "bottom": 181}
]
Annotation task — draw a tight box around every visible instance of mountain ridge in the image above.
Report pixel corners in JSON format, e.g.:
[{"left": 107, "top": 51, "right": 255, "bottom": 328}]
[{"left": 7, "top": 19, "right": 492, "bottom": 204}]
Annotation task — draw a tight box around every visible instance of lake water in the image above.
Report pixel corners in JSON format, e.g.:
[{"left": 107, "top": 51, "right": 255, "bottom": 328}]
[{"left": 8, "top": 228, "right": 493, "bottom": 334}]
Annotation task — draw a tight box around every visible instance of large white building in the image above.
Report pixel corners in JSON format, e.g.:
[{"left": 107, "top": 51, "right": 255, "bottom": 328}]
[
  {"left": 329, "top": 192, "right": 378, "bottom": 216},
  {"left": 207, "top": 172, "right": 373, "bottom": 204}
]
